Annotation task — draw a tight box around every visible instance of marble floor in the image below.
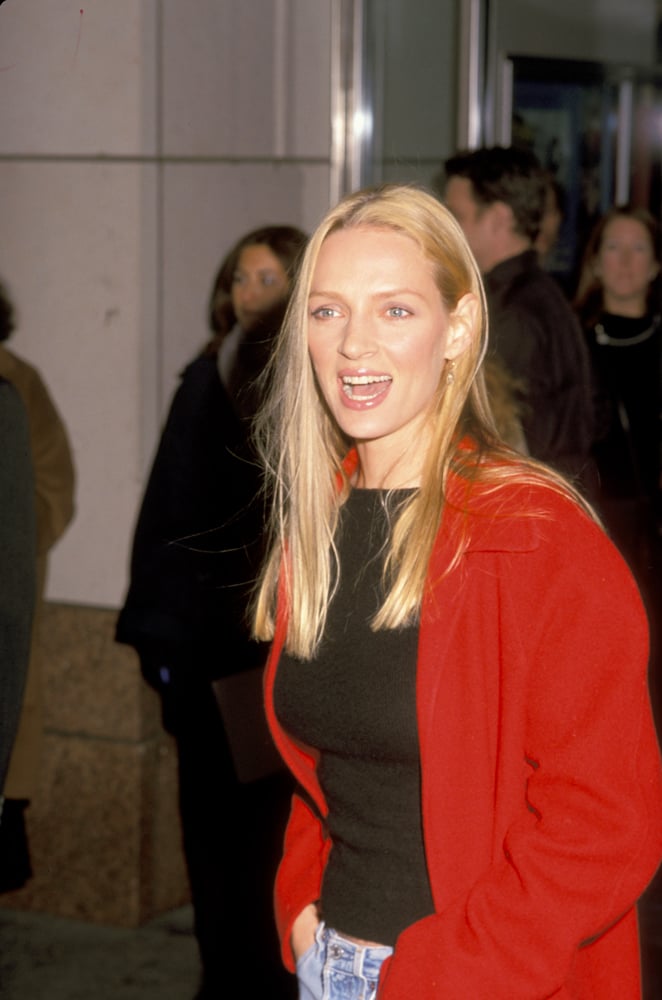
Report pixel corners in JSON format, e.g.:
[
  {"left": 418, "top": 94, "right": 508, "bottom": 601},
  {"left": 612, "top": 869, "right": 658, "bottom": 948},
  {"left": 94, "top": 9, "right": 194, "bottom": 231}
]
[{"left": 0, "top": 887, "right": 660, "bottom": 999}]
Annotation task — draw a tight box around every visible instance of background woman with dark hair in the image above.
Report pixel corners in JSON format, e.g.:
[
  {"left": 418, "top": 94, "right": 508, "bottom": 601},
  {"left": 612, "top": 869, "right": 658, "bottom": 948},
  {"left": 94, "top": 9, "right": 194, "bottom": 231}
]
[
  {"left": 207, "top": 225, "right": 309, "bottom": 336},
  {"left": 573, "top": 206, "right": 662, "bottom": 613},
  {"left": 116, "top": 224, "right": 307, "bottom": 999}
]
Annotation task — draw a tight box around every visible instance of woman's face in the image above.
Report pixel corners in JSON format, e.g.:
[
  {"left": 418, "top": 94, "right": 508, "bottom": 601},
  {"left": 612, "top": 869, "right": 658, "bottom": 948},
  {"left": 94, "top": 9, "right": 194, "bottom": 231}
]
[
  {"left": 307, "top": 225, "right": 473, "bottom": 486},
  {"left": 231, "top": 243, "right": 290, "bottom": 329},
  {"left": 595, "top": 217, "right": 658, "bottom": 314}
]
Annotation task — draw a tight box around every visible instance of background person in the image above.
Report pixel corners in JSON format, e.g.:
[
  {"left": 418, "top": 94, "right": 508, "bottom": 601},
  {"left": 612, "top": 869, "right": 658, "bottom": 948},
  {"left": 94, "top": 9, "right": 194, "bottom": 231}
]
[
  {"left": 573, "top": 205, "right": 661, "bottom": 575},
  {"left": 439, "top": 146, "right": 595, "bottom": 491},
  {"left": 116, "top": 224, "right": 307, "bottom": 1000},
  {"left": 0, "top": 279, "right": 75, "bottom": 893},
  {"left": 573, "top": 205, "right": 662, "bottom": 729},
  {"left": 252, "top": 184, "right": 662, "bottom": 999},
  {"left": 534, "top": 172, "right": 564, "bottom": 266}
]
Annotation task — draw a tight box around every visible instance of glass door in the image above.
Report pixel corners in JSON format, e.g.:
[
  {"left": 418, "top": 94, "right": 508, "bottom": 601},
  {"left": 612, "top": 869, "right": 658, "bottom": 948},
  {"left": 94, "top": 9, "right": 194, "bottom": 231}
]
[
  {"left": 330, "top": 0, "right": 461, "bottom": 199},
  {"left": 500, "top": 56, "right": 662, "bottom": 293}
]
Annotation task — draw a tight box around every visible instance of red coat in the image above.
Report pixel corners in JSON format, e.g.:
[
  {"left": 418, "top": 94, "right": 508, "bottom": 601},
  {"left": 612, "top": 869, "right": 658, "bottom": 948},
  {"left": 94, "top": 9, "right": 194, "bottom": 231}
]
[{"left": 264, "top": 477, "right": 662, "bottom": 998}]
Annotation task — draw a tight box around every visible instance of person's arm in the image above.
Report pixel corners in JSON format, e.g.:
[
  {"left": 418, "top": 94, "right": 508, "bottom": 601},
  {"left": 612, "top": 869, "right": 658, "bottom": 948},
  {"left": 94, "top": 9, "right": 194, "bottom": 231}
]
[
  {"left": 116, "top": 358, "right": 228, "bottom": 653},
  {"left": 378, "top": 499, "right": 662, "bottom": 998},
  {"left": 0, "top": 379, "right": 36, "bottom": 793},
  {"left": 21, "top": 366, "right": 74, "bottom": 555},
  {"left": 274, "top": 790, "right": 330, "bottom": 970}
]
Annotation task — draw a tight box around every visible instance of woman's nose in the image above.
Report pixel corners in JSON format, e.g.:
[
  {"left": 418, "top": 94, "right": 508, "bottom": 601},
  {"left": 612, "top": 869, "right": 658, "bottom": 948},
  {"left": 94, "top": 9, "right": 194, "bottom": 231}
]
[
  {"left": 237, "top": 278, "right": 260, "bottom": 305},
  {"left": 339, "top": 315, "right": 375, "bottom": 358}
]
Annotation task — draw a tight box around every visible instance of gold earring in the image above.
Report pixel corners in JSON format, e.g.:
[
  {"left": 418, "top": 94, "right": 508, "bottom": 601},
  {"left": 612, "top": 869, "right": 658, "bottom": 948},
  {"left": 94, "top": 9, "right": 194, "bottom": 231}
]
[{"left": 446, "top": 360, "right": 456, "bottom": 385}]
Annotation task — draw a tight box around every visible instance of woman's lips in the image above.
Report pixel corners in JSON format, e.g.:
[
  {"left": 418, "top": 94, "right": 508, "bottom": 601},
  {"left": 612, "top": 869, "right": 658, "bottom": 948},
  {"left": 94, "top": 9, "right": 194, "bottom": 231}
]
[{"left": 339, "top": 372, "right": 392, "bottom": 408}]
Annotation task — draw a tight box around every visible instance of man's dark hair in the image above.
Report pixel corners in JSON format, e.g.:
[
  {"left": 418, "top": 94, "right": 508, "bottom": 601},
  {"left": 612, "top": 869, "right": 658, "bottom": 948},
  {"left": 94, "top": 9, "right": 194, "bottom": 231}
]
[{"left": 441, "top": 146, "right": 546, "bottom": 242}]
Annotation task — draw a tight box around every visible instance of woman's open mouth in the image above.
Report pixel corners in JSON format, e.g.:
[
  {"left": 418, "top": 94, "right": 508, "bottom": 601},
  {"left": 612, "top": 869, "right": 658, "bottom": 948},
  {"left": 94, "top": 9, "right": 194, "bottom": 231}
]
[{"left": 340, "top": 373, "right": 392, "bottom": 402}]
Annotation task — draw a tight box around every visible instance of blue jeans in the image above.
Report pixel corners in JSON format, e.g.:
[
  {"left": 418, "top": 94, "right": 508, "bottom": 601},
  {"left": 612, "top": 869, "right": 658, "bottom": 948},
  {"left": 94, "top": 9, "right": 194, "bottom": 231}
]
[{"left": 296, "top": 922, "right": 393, "bottom": 1000}]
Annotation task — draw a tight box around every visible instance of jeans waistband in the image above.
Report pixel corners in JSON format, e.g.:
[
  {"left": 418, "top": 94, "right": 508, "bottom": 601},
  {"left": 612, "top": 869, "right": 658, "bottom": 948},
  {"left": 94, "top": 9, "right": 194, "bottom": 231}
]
[{"left": 317, "top": 922, "right": 393, "bottom": 969}]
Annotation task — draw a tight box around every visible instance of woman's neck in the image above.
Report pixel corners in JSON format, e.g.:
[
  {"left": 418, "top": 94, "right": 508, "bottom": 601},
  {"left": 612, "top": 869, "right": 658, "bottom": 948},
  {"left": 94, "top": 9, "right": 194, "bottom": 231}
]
[
  {"left": 353, "top": 441, "right": 425, "bottom": 490},
  {"left": 602, "top": 293, "right": 648, "bottom": 319}
]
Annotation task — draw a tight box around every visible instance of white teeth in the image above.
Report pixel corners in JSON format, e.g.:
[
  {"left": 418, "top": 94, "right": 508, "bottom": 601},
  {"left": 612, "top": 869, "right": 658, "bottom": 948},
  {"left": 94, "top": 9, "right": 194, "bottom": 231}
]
[
  {"left": 341, "top": 374, "right": 391, "bottom": 385},
  {"left": 340, "top": 373, "right": 391, "bottom": 400}
]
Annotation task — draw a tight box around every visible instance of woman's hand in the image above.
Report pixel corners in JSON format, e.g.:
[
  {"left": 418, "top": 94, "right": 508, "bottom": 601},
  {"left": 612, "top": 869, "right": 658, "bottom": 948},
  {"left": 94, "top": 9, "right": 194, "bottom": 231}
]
[{"left": 291, "top": 902, "right": 320, "bottom": 962}]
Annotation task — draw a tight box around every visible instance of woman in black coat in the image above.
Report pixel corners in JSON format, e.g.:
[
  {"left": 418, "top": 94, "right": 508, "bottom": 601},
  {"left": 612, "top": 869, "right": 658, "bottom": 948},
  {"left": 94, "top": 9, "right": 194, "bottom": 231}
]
[
  {"left": 574, "top": 205, "right": 662, "bottom": 732},
  {"left": 116, "top": 225, "right": 307, "bottom": 1000},
  {"left": 574, "top": 206, "right": 661, "bottom": 586}
]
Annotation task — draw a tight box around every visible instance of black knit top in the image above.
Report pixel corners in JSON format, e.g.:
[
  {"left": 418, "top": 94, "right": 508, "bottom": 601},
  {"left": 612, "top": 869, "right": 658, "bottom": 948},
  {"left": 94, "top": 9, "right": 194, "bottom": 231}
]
[{"left": 273, "top": 488, "right": 435, "bottom": 945}]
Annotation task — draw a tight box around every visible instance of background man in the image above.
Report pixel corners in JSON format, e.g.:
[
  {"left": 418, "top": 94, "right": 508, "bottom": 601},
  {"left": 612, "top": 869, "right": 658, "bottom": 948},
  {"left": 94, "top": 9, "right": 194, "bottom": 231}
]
[{"left": 440, "top": 146, "right": 595, "bottom": 489}]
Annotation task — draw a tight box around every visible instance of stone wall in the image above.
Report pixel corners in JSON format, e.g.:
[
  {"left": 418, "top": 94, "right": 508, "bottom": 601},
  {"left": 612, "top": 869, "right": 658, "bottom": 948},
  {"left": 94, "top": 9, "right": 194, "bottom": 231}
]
[{"left": 0, "top": 602, "right": 190, "bottom": 927}]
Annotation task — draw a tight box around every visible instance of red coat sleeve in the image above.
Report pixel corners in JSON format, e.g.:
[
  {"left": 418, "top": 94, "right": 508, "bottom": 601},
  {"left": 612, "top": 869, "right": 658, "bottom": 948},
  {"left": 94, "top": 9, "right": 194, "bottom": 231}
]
[
  {"left": 263, "top": 599, "right": 332, "bottom": 973},
  {"left": 274, "top": 790, "right": 330, "bottom": 971}
]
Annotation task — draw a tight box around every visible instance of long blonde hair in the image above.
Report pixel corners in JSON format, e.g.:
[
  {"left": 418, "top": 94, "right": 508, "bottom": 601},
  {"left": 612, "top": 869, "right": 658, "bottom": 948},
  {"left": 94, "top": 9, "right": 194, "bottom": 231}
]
[{"left": 253, "top": 184, "right": 589, "bottom": 659}]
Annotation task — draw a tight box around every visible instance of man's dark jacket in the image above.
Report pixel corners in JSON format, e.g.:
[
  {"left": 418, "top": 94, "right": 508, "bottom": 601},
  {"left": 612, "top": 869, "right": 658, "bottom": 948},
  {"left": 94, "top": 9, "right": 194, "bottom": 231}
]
[{"left": 485, "top": 250, "right": 595, "bottom": 486}]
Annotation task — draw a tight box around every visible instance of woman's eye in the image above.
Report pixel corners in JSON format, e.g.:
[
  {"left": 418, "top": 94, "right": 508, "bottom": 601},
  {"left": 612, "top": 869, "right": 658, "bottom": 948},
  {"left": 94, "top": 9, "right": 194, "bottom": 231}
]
[
  {"left": 311, "top": 306, "right": 338, "bottom": 319},
  {"left": 261, "top": 273, "right": 278, "bottom": 287},
  {"left": 387, "top": 306, "right": 410, "bottom": 318}
]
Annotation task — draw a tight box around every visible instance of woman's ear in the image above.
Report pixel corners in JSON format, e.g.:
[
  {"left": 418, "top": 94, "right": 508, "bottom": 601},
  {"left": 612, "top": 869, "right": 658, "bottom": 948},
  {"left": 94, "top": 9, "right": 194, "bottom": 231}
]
[{"left": 446, "top": 292, "right": 478, "bottom": 360}]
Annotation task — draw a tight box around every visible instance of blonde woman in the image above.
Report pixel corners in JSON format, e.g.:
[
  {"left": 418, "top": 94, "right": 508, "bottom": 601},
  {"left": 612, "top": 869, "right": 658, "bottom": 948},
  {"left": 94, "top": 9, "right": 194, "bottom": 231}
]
[{"left": 253, "top": 185, "right": 662, "bottom": 1000}]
